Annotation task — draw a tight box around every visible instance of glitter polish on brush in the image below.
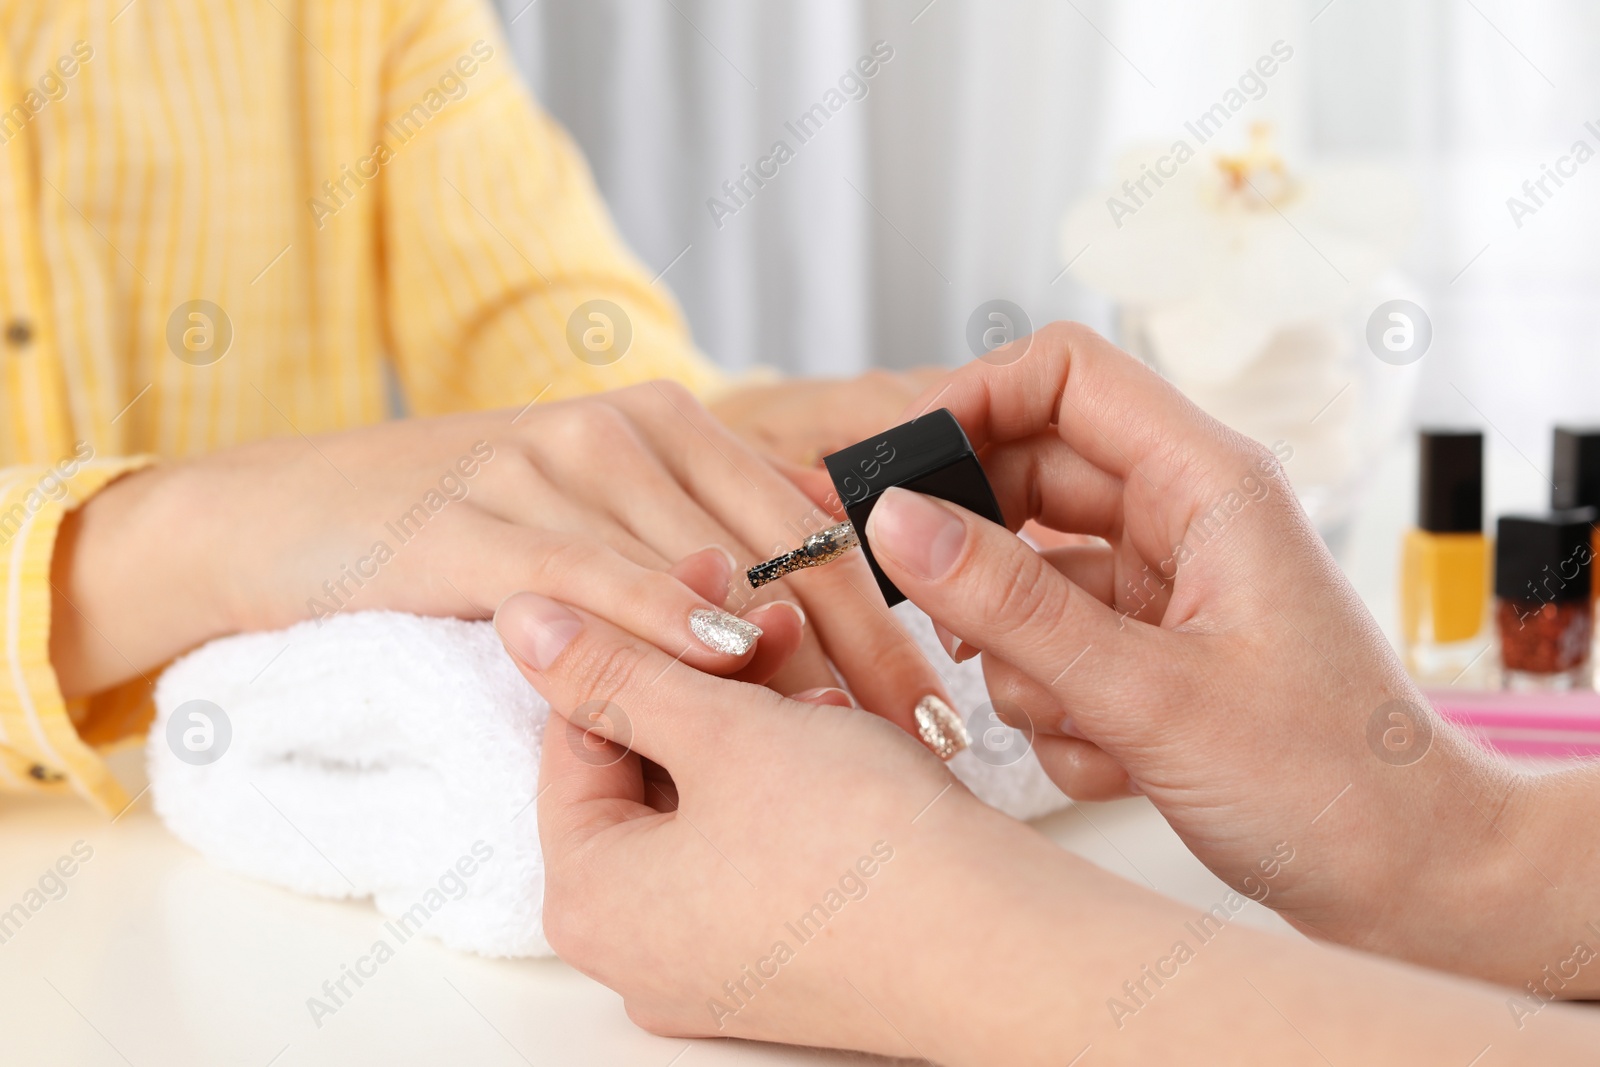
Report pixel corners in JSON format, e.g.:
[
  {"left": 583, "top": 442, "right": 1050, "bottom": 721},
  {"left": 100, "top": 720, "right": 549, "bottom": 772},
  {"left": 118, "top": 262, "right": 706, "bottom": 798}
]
[
  {"left": 742, "top": 410, "right": 1001, "bottom": 757},
  {"left": 747, "top": 523, "right": 859, "bottom": 589},
  {"left": 1495, "top": 510, "right": 1596, "bottom": 691},
  {"left": 745, "top": 408, "right": 1004, "bottom": 602},
  {"left": 1400, "top": 430, "right": 1490, "bottom": 685}
]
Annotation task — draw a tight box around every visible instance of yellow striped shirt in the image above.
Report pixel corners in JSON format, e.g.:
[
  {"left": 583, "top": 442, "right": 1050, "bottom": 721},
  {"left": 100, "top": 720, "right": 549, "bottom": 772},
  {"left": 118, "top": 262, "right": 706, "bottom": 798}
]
[{"left": 0, "top": 0, "right": 723, "bottom": 812}]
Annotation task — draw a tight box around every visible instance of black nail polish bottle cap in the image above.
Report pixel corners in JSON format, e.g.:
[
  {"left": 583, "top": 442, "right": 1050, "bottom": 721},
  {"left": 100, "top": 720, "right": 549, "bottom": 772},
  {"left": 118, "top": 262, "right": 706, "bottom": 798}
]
[
  {"left": 1494, "top": 508, "right": 1597, "bottom": 603},
  {"left": 823, "top": 408, "right": 1005, "bottom": 606},
  {"left": 1417, "top": 429, "right": 1483, "bottom": 534},
  {"left": 1552, "top": 427, "right": 1600, "bottom": 511}
]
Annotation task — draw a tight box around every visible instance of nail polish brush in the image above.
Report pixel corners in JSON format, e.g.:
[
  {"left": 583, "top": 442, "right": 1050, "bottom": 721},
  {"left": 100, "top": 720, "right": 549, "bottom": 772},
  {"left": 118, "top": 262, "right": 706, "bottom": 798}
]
[{"left": 747, "top": 408, "right": 1005, "bottom": 606}]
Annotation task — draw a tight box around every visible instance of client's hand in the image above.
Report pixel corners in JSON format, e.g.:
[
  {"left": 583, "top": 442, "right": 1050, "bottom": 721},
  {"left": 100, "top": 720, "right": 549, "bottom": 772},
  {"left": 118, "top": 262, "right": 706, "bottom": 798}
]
[
  {"left": 49, "top": 381, "right": 954, "bottom": 753},
  {"left": 501, "top": 588, "right": 1014, "bottom": 1059},
  {"left": 868, "top": 322, "right": 1587, "bottom": 989},
  {"left": 711, "top": 368, "right": 948, "bottom": 467}
]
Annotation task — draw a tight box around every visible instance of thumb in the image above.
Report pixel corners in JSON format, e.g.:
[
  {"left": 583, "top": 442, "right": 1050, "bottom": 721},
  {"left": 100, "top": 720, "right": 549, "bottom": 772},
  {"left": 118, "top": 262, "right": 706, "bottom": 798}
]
[{"left": 864, "top": 487, "right": 1169, "bottom": 718}]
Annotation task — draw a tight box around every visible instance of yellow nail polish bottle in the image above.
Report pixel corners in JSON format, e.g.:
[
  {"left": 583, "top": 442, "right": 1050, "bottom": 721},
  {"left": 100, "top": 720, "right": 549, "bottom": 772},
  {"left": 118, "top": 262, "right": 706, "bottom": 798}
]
[
  {"left": 1552, "top": 427, "right": 1600, "bottom": 604},
  {"left": 1401, "top": 430, "right": 1490, "bottom": 684}
]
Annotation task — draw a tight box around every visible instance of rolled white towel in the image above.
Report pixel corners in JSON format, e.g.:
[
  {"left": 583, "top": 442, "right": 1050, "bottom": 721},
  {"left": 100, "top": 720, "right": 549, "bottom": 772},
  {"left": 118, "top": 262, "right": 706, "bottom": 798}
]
[{"left": 148, "top": 605, "right": 1071, "bottom": 958}]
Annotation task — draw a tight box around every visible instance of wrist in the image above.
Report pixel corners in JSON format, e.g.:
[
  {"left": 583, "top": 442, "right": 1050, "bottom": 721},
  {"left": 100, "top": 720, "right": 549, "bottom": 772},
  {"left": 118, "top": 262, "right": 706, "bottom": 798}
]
[
  {"left": 1469, "top": 764, "right": 1600, "bottom": 996},
  {"left": 146, "top": 457, "right": 248, "bottom": 635},
  {"left": 873, "top": 805, "right": 1114, "bottom": 1067},
  {"left": 1324, "top": 726, "right": 1570, "bottom": 987},
  {"left": 50, "top": 462, "right": 233, "bottom": 696}
]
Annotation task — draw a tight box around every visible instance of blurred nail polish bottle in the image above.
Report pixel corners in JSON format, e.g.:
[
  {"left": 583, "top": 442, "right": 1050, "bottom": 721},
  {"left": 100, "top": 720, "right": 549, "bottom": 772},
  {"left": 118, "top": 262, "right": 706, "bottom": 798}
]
[
  {"left": 1401, "top": 430, "right": 1489, "bottom": 684},
  {"left": 1495, "top": 510, "right": 1596, "bottom": 691},
  {"left": 1551, "top": 426, "right": 1600, "bottom": 604}
]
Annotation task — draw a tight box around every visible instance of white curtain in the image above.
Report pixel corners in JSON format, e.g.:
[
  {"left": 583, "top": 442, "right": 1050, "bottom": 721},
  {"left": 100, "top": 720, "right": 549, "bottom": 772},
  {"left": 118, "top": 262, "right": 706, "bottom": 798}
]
[
  {"left": 500, "top": 0, "right": 1113, "bottom": 377},
  {"left": 499, "top": 0, "right": 1600, "bottom": 478}
]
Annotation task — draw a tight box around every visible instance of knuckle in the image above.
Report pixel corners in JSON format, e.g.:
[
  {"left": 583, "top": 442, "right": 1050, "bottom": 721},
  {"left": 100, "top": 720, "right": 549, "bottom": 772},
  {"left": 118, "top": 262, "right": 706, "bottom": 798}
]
[
  {"left": 982, "top": 657, "right": 1037, "bottom": 707},
  {"left": 1037, "top": 319, "right": 1077, "bottom": 345},
  {"left": 644, "top": 377, "right": 698, "bottom": 413},
  {"left": 527, "top": 536, "right": 594, "bottom": 587},
  {"left": 974, "top": 544, "right": 1062, "bottom": 629},
  {"left": 1229, "top": 433, "right": 1277, "bottom": 472},
  {"left": 637, "top": 568, "right": 694, "bottom": 612},
  {"left": 582, "top": 400, "right": 635, "bottom": 441},
  {"left": 563, "top": 639, "right": 653, "bottom": 703},
  {"left": 475, "top": 449, "right": 546, "bottom": 498},
  {"left": 544, "top": 399, "right": 634, "bottom": 454},
  {"left": 1038, "top": 319, "right": 1096, "bottom": 353}
]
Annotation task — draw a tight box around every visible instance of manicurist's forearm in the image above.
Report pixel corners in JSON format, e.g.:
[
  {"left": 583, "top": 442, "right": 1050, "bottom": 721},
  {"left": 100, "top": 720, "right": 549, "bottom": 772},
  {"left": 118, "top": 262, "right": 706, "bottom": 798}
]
[
  {"left": 1310, "top": 748, "right": 1600, "bottom": 999},
  {"left": 1462, "top": 762, "right": 1600, "bottom": 999},
  {"left": 892, "top": 817, "right": 1600, "bottom": 1066}
]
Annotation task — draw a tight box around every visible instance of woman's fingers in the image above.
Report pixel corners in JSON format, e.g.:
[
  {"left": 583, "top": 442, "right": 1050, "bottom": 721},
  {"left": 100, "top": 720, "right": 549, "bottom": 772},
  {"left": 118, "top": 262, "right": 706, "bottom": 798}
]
[
  {"left": 1037, "top": 544, "right": 1116, "bottom": 607},
  {"left": 1036, "top": 540, "right": 1173, "bottom": 626},
  {"left": 980, "top": 434, "right": 1126, "bottom": 540},
  {"left": 778, "top": 551, "right": 966, "bottom": 755},
  {"left": 671, "top": 546, "right": 815, "bottom": 683},
  {"left": 664, "top": 549, "right": 814, "bottom": 687},
  {"left": 665, "top": 545, "right": 735, "bottom": 605},
  {"left": 556, "top": 388, "right": 878, "bottom": 702},
  {"left": 501, "top": 404, "right": 844, "bottom": 694},
  {"left": 910, "top": 321, "right": 1220, "bottom": 480},
  {"left": 460, "top": 522, "right": 769, "bottom": 676},
  {"left": 865, "top": 488, "right": 1171, "bottom": 719},
  {"left": 772, "top": 458, "right": 839, "bottom": 510},
  {"left": 497, "top": 591, "right": 788, "bottom": 771},
  {"left": 729, "top": 600, "right": 806, "bottom": 685},
  {"left": 537, "top": 712, "right": 651, "bottom": 860},
  {"left": 617, "top": 382, "right": 965, "bottom": 758},
  {"left": 1031, "top": 735, "right": 1134, "bottom": 801},
  {"left": 981, "top": 654, "right": 1133, "bottom": 800},
  {"left": 790, "top": 686, "right": 856, "bottom": 707},
  {"left": 903, "top": 323, "right": 1271, "bottom": 566}
]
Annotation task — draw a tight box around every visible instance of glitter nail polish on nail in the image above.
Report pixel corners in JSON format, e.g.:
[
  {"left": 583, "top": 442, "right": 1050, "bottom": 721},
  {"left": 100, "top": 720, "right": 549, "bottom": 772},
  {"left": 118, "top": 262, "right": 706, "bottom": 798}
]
[
  {"left": 689, "top": 609, "right": 763, "bottom": 656},
  {"left": 914, "top": 695, "right": 970, "bottom": 761}
]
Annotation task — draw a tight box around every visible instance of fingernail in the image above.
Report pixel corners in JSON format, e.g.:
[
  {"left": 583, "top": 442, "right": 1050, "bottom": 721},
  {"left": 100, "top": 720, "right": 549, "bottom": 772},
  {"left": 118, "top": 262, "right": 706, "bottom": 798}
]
[
  {"left": 689, "top": 608, "right": 763, "bottom": 656},
  {"left": 1126, "top": 779, "right": 1145, "bottom": 796},
  {"left": 747, "top": 599, "right": 805, "bottom": 629},
  {"left": 1058, "top": 713, "right": 1086, "bottom": 740},
  {"left": 697, "top": 544, "right": 736, "bottom": 601},
  {"left": 866, "top": 488, "right": 965, "bottom": 581},
  {"left": 914, "top": 695, "right": 970, "bottom": 761},
  {"left": 952, "top": 640, "right": 981, "bottom": 664},
  {"left": 791, "top": 686, "right": 855, "bottom": 707},
  {"left": 494, "top": 592, "right": 582, "bottom": 671},
  {"left": 931, "top": 622, "right": 961, "bottom": 662}
]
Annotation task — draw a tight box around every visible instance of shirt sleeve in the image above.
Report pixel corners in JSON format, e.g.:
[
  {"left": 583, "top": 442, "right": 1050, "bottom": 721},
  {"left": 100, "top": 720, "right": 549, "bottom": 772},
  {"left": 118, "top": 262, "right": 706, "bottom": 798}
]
[
  {"left": 376, "top": 0, "right": 729, "bottom": 414},
  {"left": 0, "top": 455, "right": 155, "bottom": 814}
]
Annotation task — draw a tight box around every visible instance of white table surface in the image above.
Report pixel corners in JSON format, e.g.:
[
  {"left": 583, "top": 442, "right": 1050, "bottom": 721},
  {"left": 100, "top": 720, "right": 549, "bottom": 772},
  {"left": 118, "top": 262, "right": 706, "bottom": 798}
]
[
  {"left": 2, "top": 776, "right": 1295, "bottom": 1067},
  {"left": 0, "top": 444, "right": 1549, "bottom": 1066}
]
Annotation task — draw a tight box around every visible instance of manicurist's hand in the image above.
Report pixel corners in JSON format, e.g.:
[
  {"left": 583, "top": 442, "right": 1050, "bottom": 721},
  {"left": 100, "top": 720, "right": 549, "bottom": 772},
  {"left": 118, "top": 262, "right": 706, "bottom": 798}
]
[
  {"left": 48, "top": 381, "right": 955, "bottom": 754},
  {"left": 869, "top": 322, "right": 1600, "bottom": 991},
  {"left": 501, "top": 587, "right": 1600, "bottom": 1066},
  {"left": 711, "top": 368, "right": 949, "bottom": 467}
]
